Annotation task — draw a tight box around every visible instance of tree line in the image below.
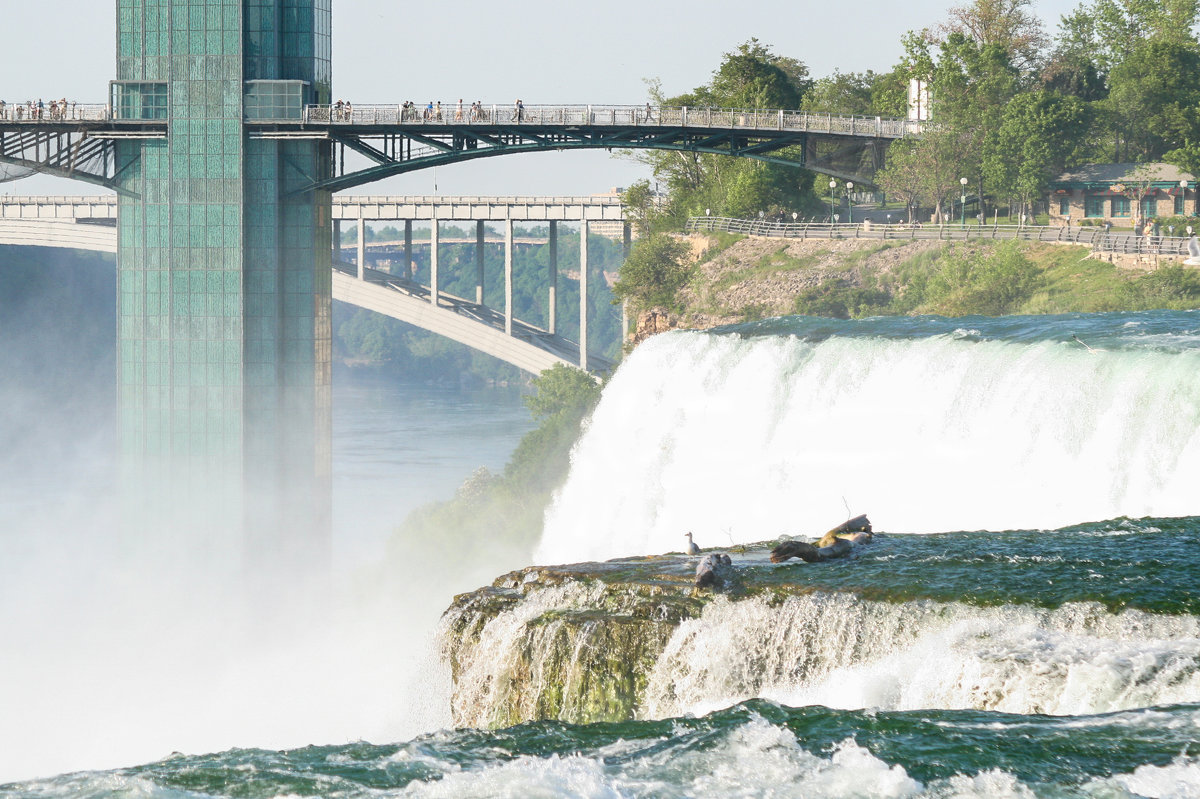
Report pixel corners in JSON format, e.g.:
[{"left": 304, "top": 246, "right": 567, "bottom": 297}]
[{"left": 613, "top": 0, "right": 1200, "bottom": 313}]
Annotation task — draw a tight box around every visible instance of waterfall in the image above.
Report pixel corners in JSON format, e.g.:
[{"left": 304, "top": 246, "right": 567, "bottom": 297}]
[
  {"left": 641, "top": 594, "right": 1200, "bottom": 719},
  {"left": 537, "top": 319, "right": 1200, "bottom": 565},
  {"left": 443, "top": 582, "right": 1200, "bottom": 726}
]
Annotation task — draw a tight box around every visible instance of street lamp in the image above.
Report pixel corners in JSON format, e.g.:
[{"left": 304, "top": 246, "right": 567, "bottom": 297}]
[
  {"left": 959, "top": 177, "right": 968, "bottom": 228},
  {"left": 829, "top": 178, "right": 837, "bottom": 222},
  {"left": 846, "top": 181, "right": 854, "bottom": 224}
]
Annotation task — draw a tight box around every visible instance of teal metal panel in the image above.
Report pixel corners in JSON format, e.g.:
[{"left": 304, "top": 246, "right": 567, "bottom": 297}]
[{"left": 116, "top": 0, "right": 331, "bottom": 570}]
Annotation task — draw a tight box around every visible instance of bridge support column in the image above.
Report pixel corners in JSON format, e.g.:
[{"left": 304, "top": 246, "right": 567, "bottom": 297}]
[
  {"left": 430, "top": 216, "right": 439, "bottom": 306},
  {"left": 404, "top": 220, "right": 413, "bottom": 281},
  {"left": 548, "top": 221, "right": 557, "bottom": 334},
  {"left": 475, "top": 220, "right": 485, "bottom": 304},
  {"left": 504, "top": 219, "right": 513, "bottom": 335},
  {"left": 356, "top": 215, "right": 366, "bottom": 280},
  {"left": 579, "top": 219, "right": 588, "bottom": 369}
]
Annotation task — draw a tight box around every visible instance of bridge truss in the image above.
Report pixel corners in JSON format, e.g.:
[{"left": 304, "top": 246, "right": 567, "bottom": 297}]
[{"left": 0, "top": 104, "right": 915, "bottom": 195}]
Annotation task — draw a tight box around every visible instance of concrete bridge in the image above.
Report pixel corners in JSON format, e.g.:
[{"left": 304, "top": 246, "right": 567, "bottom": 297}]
[{"left": 0, "top": 194, "right": 623, "bottom": 375}]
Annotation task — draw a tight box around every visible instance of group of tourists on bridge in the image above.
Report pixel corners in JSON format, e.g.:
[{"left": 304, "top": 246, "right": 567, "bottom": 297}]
[{"left": 0, "top": 98, "right": 76, "bottom": 121}]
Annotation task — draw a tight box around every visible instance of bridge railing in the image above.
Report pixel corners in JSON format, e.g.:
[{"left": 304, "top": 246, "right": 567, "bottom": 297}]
[
  {"left": 684, "top": 216, "right": 1195, "bottom": 256},
  {"left": 0, "top": 103, "right": 112, "bottom": 122},
  {"left": 302, "top": 104, "right": 919, "bottom": 138}
]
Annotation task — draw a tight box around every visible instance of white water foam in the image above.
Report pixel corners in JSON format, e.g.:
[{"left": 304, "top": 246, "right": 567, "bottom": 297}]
[
  {"left": 537, "top": 330, "right": 1200, "bottom": 564},
  {"left": 641, "top": 595, "right": 1200, "bottom": 719}
]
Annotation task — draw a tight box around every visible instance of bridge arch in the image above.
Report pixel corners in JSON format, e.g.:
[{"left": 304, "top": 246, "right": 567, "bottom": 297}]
[{"left": 0, "top": 199, "right": 617, "bottom": 376}]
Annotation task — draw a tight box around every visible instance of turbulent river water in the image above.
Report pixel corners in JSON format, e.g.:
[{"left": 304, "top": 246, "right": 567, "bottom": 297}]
[{"left": 4, "top": 310, "right": 1200, "bottom": 798}]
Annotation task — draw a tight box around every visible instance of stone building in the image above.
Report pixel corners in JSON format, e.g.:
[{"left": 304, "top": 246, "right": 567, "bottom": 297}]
[{"left": 1049, "top": 163, "right": 1197, "bottom": 227}]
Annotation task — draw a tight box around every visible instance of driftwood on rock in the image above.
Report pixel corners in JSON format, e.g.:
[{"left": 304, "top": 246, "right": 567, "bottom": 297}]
[
  {"left": 816, "top": 513, "right": 872, "bottom": 548},
  {"left": 695, "top": 553, "right": 732, "bottom": 587},
  {"left": 771, "top": 515, "right": 873, "bottom": 563}
]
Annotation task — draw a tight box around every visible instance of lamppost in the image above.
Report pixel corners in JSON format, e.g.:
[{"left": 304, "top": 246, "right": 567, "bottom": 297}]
[
  {"left": 959, "top": 177, "right": 968, "bottom": 228},
  {"left": 829, "top": 178, "right": 837, "bottom": 222},
  {"left": 846, "top": 180, "right": 854, "bottom": 224}
]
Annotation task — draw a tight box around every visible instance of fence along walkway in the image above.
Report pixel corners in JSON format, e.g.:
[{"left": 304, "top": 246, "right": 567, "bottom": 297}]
[
  {"left": 303, "top": 104, "right": 919, "bottom": 138},
  {"left": 684, "top": 216, "right": 1199, "bottom": 258}
]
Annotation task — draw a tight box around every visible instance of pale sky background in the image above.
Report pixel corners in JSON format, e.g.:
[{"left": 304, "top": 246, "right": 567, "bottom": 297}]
[{"left": 3, "top": 0, "right": 1080, "bottom": 197}]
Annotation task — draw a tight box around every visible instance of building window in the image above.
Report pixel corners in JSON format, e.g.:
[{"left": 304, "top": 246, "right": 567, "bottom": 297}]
[
  {"left": 110, "top": 81, "right": 168, "bottom": 120},
  {"left": 1112, "top": 196, "right": 1131, "bottom": 217},
  {"left": 1085, "top": 195, "right": 1106, "bottom": 217},
  {"left": 1141, "top": 197, "right": 1155, "bottom": 219},
  {"left": 1175, "top": 194, "right": 1186, "bottom": 215},
  {"left": 244, "top": 80, "right": 309, "bottom": 121},
  {"left": 1059, "top": 196, "right": 1070, "bottom": 215}
]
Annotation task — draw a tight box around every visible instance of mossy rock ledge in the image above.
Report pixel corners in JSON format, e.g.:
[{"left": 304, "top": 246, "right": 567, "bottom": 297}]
[{"left": 439, "top": 543, "right": 827, "bottom": 729}]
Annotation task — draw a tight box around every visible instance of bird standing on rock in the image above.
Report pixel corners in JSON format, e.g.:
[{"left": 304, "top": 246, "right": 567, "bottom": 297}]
[{"left": 684, "top": 531, "right": 701, "bottom": 555}]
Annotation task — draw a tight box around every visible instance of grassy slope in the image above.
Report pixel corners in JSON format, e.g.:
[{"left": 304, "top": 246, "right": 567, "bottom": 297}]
[{"left": 677, "top": 234, "right": 1200, "bottom": 321}]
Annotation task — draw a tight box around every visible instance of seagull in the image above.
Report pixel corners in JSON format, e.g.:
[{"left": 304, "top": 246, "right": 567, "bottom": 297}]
[{"left": 684, "top": 531, "right": 701, "bottom": 555}]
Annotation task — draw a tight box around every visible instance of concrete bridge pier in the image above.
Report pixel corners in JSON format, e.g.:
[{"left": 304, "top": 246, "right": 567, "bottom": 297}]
[
  {"left": 405, "top": 221, "right": 413, "bottom": 281},
  {"left": 356, "top": 213, "right": 366, "bottom": 280},
  {"left": 504, "top": 220, "right": 514, "bottom": 335},
  {"left": 548, "top": 221, "right": 558, "bottom": 335},
  {"left": 579, "top": 219, "right": 589, "bottom": 369},
  {"left": 475, "top": 221, "right": 485, "bottom": 304},
  {"left": 430, "top": 213, "right": 440, "bottom": 306}
]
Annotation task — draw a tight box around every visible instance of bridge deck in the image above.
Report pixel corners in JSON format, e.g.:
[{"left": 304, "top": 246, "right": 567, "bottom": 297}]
[{"left": 0, "top": 103, "right": 917, "bottom": 139}]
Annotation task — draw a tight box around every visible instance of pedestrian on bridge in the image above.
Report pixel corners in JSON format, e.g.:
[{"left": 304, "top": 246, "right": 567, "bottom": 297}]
[
  {"left": 455, "top": 98, "right": 463, "bottom": 121},
  {"left": 0, "top": 100, "right": 6, "bottom": 120}
]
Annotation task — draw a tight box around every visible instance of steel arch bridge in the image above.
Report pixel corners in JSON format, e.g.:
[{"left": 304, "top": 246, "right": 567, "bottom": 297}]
[{"left": 0, "top": 103, "right": 920, "bottom": 196}]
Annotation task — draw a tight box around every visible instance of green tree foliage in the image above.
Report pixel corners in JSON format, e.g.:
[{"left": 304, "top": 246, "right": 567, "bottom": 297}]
[
  {"left": 634, "top": 40, "right": 819, "bottom": 222},
  {"left": 983, "top": 90, "right": 1091, "bottom": 211},
  {"left": 523, "top": 363, "right": 602, "bottom": 422},
  {"left": 612, "top": 231, "right": 693, "bottom": 312},
  {"left": 1105, "top": 38, "right": 1200, "bottom": 162},
  {"left": 385, "top": 364, "right": 604, "bottom": 576}
]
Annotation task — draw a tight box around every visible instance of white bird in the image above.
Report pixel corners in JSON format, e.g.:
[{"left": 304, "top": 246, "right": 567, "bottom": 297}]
[{"left": 684, "top": 531, "right": 701, "bottom": 555}]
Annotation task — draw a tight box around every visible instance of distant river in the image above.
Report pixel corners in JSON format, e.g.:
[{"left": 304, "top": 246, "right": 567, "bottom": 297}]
[{"left": 331, "top": 374, "right": 535, "bottom": 570}]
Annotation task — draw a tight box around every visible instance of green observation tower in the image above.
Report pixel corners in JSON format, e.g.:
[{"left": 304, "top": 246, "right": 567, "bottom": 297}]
[{"left": 113, "top": 0, "right": 333, "bottom": 573}]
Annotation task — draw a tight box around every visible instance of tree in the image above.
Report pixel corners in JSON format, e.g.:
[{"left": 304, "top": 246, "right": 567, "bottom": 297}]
[
  {"left": 1104, "top": 37, "right": 1200, "bottom": 162},
  {"left": 631, "top": 41, "right": 819, "bottom": 221},
  {"left": 941, "top": 0, "right": 1048, "bottom": 72},
  {"left": 523, "top": 363, "right": 602, "bottom": 422},
  {"left": 612, "top": 233, "right": 693, "bottom": 312},
  {"left": 983, "top": 90, "right": 1091, "bottom": 215}
]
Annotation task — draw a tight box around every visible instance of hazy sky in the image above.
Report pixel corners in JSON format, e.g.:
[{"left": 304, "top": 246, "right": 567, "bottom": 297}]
[{"left": 3, "top": 0, "right": 1080, "bottom": 196}]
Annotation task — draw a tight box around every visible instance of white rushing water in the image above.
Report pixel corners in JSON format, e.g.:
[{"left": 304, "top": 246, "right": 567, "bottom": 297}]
[
  {"left": 537, "top": 329, "right": 1200, "bottom": 564},
  {"left": 641, "top": 594, "right": 1200, "bottom": 719}
]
